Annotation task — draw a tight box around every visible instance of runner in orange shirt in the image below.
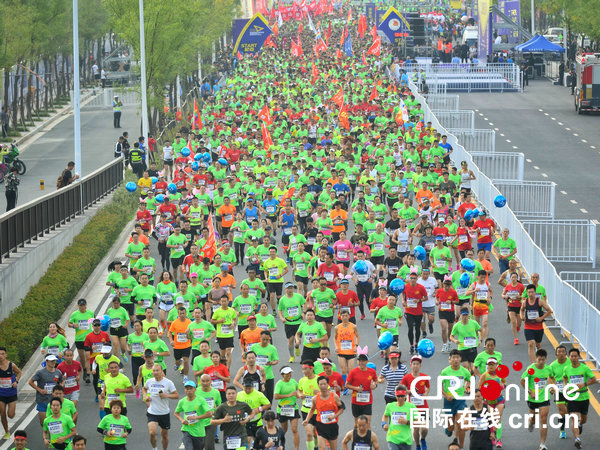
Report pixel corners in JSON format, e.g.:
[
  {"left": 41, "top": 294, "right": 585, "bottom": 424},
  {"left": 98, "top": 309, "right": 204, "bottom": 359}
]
[
  {"left": 415, "top": 181, "right": 434, "bottom": 208},
  {"left": 240, "top": 315, "right": 262, "bottom": 355},
  {"left": 217, "top": 196, "right": 236, "bottom": 243},
  {"left": 168, "top": 306, "right": 192, "bottom": 382},
  {"left": 329, "top": 202, "right": 348, "bottom": 241},
  {"left": 217, "top": 263, "right": 236, "bottom": 302}
]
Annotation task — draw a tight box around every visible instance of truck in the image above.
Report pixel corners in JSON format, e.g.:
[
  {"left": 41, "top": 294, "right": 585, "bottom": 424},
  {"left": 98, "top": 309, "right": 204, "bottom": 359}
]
[{"left": 574, "top": 53, "right": 600, "bottom": 114}]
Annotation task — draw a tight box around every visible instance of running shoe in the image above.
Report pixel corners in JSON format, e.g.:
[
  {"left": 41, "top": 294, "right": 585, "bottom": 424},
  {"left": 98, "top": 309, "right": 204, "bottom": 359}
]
[
  {"left": 491, "top": 437, "right": 496, "bottom": 446},
  {"left": 360, "top": 314, "right": 366, "bottom": 320},
  {"left": 422, "top": 331, "right": 427, "bottom": 339},
  {"left": 517, "top": 326, "right": 521, "bottom": 332},
  {"left": 429, "top": 323, "right": 433, "bottom": 334},
  {"left": 343, "top": 388, "right": 349, "bottom": 396},
  {"left": 442, "top": 343, "right": 448, "bottom": 353},
  {"left": 122, "top": 353, "right": 128, "bottom": 363},
  {"left": 496, "top": 440, "right": 502, "bottom": 448},
  {"left": 295, "top": 347, "right": 301, "bottom": 356},
  {"left": 575, "top": 438, "right": 582, "bottom": 449},
  {"left": 421, "top": 439, "right": 427, "bottom": 450},
  {"left": 539, "top": 445, "right": 548, "bottom": 450},
  {"left": 560, "top": 430, "right": 567, "bottom": 439},
  {"left": 289, "top": 356, "right": 295, "bottom": 363},
  {"left": 444, "top": 428, "right": 452, "bottom": 437},
  {"left": 136, "top": 388, "right": 140, "bottom": 399},
  {"left": 514, "top": 338, "right": 519, "bottom": 345},
  {"left": 3, "top": 432, "right": 9, "bottom": 440},
  {"left": 528, "top": 419, "right": 534, "bottom": 432}
]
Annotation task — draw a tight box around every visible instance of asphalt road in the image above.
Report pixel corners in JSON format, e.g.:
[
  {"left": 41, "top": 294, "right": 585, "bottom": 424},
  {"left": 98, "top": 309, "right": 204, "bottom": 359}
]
[
  {"left": 456, "top": 79, "right": 600, "bottom": 270},
  {"left": 0, "top": 101, "right": 140, "bottom": 213},
  {"left": 11, "top": 221, "right": 600, "bottom": 450}
]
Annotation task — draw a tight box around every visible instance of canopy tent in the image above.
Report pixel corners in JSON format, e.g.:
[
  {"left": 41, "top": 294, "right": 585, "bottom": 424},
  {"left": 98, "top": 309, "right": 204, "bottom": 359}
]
[{"left": 515, "top": 34, "right": 565, "bottom": 53}]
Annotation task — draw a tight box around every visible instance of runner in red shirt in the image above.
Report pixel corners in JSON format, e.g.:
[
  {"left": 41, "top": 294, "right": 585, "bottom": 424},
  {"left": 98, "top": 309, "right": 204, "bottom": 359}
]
[
  {"left": 457, "top": 193, "right": 477, "bottom": 219},
  {"left": 204, "top": 351, "right": 231, "bottom": 401},
  {"left": 317, "top": 358, "right": 345, "bottom": 395},
  {"left": 401, "top": 355, "right": 430, "bottom": 447},
  {"left": 57, "top": 349, "right": 82, "bottom": 406},
  {"left": 335, "top": 280, "right": 359, "bottom": 322},
  {"left": 158, "top": 197, "right": 178, "bottom": 225},
  {"left": 436, "top": 276, "right": 459, "bottom": 352},
  {"left": 472, "top": 211, "right": 495, "bottom": 259},
  {"left": 369, "top": 285, "right": 389, "bottom": 318},
  {"left": 316, "top": 254, "right": 341, "bottom": 291},
  {"left": 136, "top": 201, "right": 152, "bottom": 234},
  {"left": 154, "top": 175, "right": 168, "bottom": 195},
  {"left": 83, "top": 320, "right": 110, "bottom": 396},
  {"left": 403, "top": 270, "right": 428, "bottom": 355},
  {"left": 346, "top": 354, "right": 378, "bottom": 426}
]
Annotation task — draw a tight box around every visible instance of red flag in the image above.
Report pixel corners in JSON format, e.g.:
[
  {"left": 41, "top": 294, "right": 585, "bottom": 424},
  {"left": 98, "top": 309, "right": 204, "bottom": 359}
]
[
  {"left": 311, "top": 62, "right": 319, "bottom": 84},
  {"left": 339, "top": 103, "right": 350, "bottom": 129},
  {"left": 262, "top": 122, "right": 273, "bottom": 150},
  {"left": 347, "top": 7, "right": 352, "bottom": 23},
  {"left": 298, "top": 22, "right": 303, "bottom": 35},
  {"left": 358, "top": 14, "right": 367, "bottom": 38},
  {"left": 315, "top": 38, "right": 327, "bottom": 53},
  {"left": 264, "top": 34, "right": 275, "bottom": 48},
  {"left": 192, "top": 99, "right": 202, "bottom": 131},
  {"left": 340, "top": 27, "right": 347, "bottom": 46},
  {"left": 237, "top": 51, "right": 243, "bottom": 60},
  {"left": 362, "top": 50, "right": 367, "bottom": 65},
  {"left": 272, "top": 21, "right": 279, "bottom": 37},
  {"left": 336, "top": 48, "right": 342, "bottom": 59},
  {"left": 369, "top": 25, "right": 378, "bottom": 40},
  {"left": 330, "top": 87, "right": 344, "bottom": 107},
  {"left": 327, "top": 20, "right": 332, "bottom": 40},
  {"left": 395, "top": 109, "right": 404, "bottom": 126},
  {"left": 369, "top": 85, "right": 379, "bottom": 101},
  {"left": 291, "top": 40, "right": 303, "bottom": 57},
  {"left": 367, "top": 37, "right": 381, "bottom": 56},
  {"left": 200, "top": 213, "right": 217, "bottom": 260},
  {"left": 258, "top": 105, "right": 273, "bottom": 125}
]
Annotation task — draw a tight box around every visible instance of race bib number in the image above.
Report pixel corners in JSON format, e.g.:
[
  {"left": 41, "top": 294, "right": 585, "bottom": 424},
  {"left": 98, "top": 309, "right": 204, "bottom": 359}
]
[
  {"left": 374, "top": 243, "right": 384, "bottom": 251},
  {"left": 177, "top": 333, "right": 188, "bottom": 343},
  {"left": 406, "top": 298, "right": 418, "bottom": 308},
  {"left": 340, "top": 340, "right": 353, "bottom": 351},
  {"left": 436, "top": 259, "right": 446, "bottom": 268},
  {"left": 240, "top": 304, "right": 252, "bottom": 314},
  {"left": 287, "top": 307, "right": 300, "bottom": 318},
  {"left": 211, "top": 379, "right": 224, "bottom": 390},
  {"left": 184, "top": 411, "right": 198, "bottom": 424},
  {"left": 44, "top": 382, "right": 56, "bottom": 392},
  {"left": 303, "top": 396, "right": 313, "bottom": 408},
  {"left": 527, "top": 310, "right": 539, "bottom": 320},
  {"left": 226, "top": 436, "right": 242, "bottom": 449},
  {"left": 337, "top": 250, "right": 348, "bottom": 259},
  {"left": 385, "top": 319, "right": 397, "bottom": 329},
  {"left": 356, "top": 392, "right": 370, "bottom": 403},
  {"left": 256, "top": 355, "right": 269, "bottom": 366},
  {"left": 357, "top": 274, "right": 369, "bottom": 282},
  {"left": 457, "top": 287, "right": 468, "bottom": 297},
  {"left": 476, "top": 290, "right": 488, "bottom": 300},
  {"left": 305, "top": 333, "right": 317, "bottom": 344},
  {"left": 500, "top": 248, "right": 511, "bottom": 256},
  {"left": 110, "top": 318, "right": 122, "bottom": 328},
  {"left": 269, "top": 267, "right": 279, "bottom": 277},
  {"left": 459, "top": 235, "right": 468, "bottom": 244},
  {"left": 220, "top": 324, "right": 232, "bottom": 335},
  {"left": 132, "top": 343, "right": 144, "bottom": 354},
  {"left": 474, "top": 417, "right": 488, "bottom": 431},
  {"left": 47, "top": 421, "right": 64, "bottom": 435},
  {"left": 324, "top": 272, "right": 334, "bottom": 281},
  {"left": 391, "top": 411, "right": 407, "bottom": 425},
  {"left": 441, "top": 301, "right": 453, "bottom": 311},
  {"left": 480, "top": 228, "right": 490, "bottom": 237},
  {"left": 191, "top": 211, "right": 201, "bottom": 219},
  {"left": 280, "top": 405, "right": 295, "bottom": 417},
  {"left": 0, "top": 378, "right": 12, "bottom": 389},
  {"left": 234, "top": 231, "right": 242, "bottom": 239},
  {"left": 205, "top": 398, "right": 215, "bottom": 409},
  {"left": 307, "top": 237, "right": 316, "bottom": 245},
  {"left": 283, "top": 227, "right": 292, "bottom": 235},
  {"left": 299, "top": 210, "right": 308, "bottom": 217},
  {"left": 109, "top": 423, "right": 124, "bottom": 437},
  {"left": 47, "top": 346, "right": 60, "bottom": 356},
  {"left": 463, "top": 337, "right": 476, "bottom": 348},
  {"left": 411, "top": 395, "right": 425, "bottom": 406},
  {"left": 65, "top": 376, "right": 77, "bottom": 388},
  {"left": 161, "top": 293, "right": 172, "bottom": 302},
  {"left": 266, "top": 206, "right": 276, "bottom": 214},
  {"left": 107, "top": 393, "right": 119, "bottom": 402},
  {"left": 570, "top": 375, "right": 584, "bottom": 385},
  {"left": 535, "top": 378, "right": 547, "bottom": 390},
  {"left": 141, "top": 299, "right": 151, "bottom": 308},
  {"left": 320, "top": 410, "right": 335, "bottom": 423},
  {"left": 78, "top": 320, "right": 90, "bottom": 330},
  {"left": 317, "top": 301, "right": 330, "bottom": 312}
]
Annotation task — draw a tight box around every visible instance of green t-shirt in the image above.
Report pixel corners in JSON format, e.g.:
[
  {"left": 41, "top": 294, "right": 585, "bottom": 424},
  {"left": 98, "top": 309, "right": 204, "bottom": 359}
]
[
  {"left": 376, "top": 306, "right": 403, "bottom": 336},
  {"left": 474, "top": 350, "right": 503, "bottom": 375},
  {"left": 114, "top": 276, "right": 138, "bottom": 304},
  {"left": 274, "top": 378, "right": 299, "bottom": 414},
  {"left": 69, "top": 309, "right": 95, "bottom": 342},
  {"left": 240, "top": 278, "right": 266, "bottom": 299},
  {"left": 549, "top": 358, "right": 570, "bottom": 392},
  {"left": 98, "top": 413, "right": 132, "bottom": 445},
  {"left": 250, "top": 343, "right": 279, "bottom": 380},
  {"left": 106, "top": 306, "right": 129, "bottom": 329},
  {"left": 188, "top": 320, "right": 216, "bottom": 350},
  {"left": 212, "top": 307, "right": 238, "bottom": 338},
  {"left": 440, "top": 365, "right": 472, "bottom": 398},
  {"left": 384, "top": 401, "right": 417, "bottom": 445},
  {"left": 522, "top": 363, "right": 554, "bottom": 402},
  {"left": 292, "top": 252, "right": 312, "bottom": 278},
  {"left": 312, "top": 287, "right": 336, "bottom": 318},
  {"left": 256, "top": 313, "right": 277, "bottom": 331},
  {"left": 42, "top": 413, "right": 75, "bottom": 447},
  {"left": 104, "top": 372, "right": 132, "bottom": 408},
  {"left": 232, "top": 295, "right": 259, "bottom": 326},
  {"left": 563, "top": 362, "right": 595, "bottom": 402},
  {"left": 278, "top": 293, "right": 306, "bottom": 325},
  {"left": 451, "top": 319, "right": 481, "bottom": 350},
  {"left": 45, "top": 398, "right": 76, "bottom": 419},
  {"left": 192, "top": 354, "right": 213, "bottom": 375},
  {"left": 175, "top": 395, "right": 211, "bottom": 437},
  {"left": 236, "top": 389, "right": 270, "bottom": 425},
  {"left": 430, "top": 246, "right": 452, "bottom": 274},
  {"left": 493, "top": 237, "right": 517, "bottom": 261},
  {"left": 127, "top": 332, "right": 149, "bottom": 358},
  {"left": 134, "top": 257, "right": 156, "bottom": 280},
  {"left": 144, "top": 339, "right": 170, "bottom": 370},
  {"left": 131, "top": 284, "right": 157, "bottom": 316},
  {"left": 297, "top": 321, "right": 327, "bottom": 349},
  {"left": 298, "top": 376, "right": 320, "bottom": 413},
  {"left": 195, "top": 388, "right": 222, "bottom": 427},
  {"left": 126, "top": 241, "right": 145, "bottom": 262},
  {"left": 263, "top": 257, "right": 287, "bottom": 282},
  {"left": 368, "top": 231, "right": 387, "bottom": 257},
  {"left": 167, "top": 234, "right": 187, "bottom": 258}
]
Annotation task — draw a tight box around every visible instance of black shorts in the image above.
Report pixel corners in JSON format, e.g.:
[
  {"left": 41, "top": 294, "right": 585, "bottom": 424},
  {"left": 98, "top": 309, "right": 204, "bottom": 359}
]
[
  {"left": 171, "top": 256, "right": 184, "bottom": 268},
  {"left": 295, "top": 275, "right": 309, "bottom": 285},
  {"left": 337, "top": 261, "right": 350, "bottom": 268},
  {"left": 338, "top": 354, "right": 356, "bottom": 360},
  {"left": 104, "top": 406, "right": 127, "bottom": 416},
  {"left": 439, "top": 310, "right": 455, "bottom": 323},
  {"left": 351, "top": 403, "right": 372, "bottom": 417},
  {"left": 457, "top": 298, "right": 470, "bottom": 307},
  {"left": 459, "top": 347, "right": 477, "bottom": 363},
  {"left": 434, "top": 272, "right": 446, "bottom": 282},
  {"left": 0, "top": 395, "right": 17, "bottom": 404},
  {"left": 524, "top": 328, "right": 544, "bottom": 343},
  {"left": 94, "top": 74, "right": 101, "bottom": 80},
  {"left": 284, "top": 323, "right": 300, "bottom": 339},
  {"left": 301, "top": 347, "right": 321, "bottom": 363},
  {"left": 109, "top": 326, "right": 128, "bottom": 338},
  {"left": 222, "top": 227, "right": 230, "bottom": 235},
  {"left": 282, "top": 234, "right": 290, "bottom": 245},
  {"left": 370, "top": 256, "right": 384, "bottom": 265},
  {"left": 122, "top": 303, "right": 135, "bottom": 316},
  {"left": 164, "top": 159, "right": 173, "bottom": 166},
  {"left": 147, "top": 412, "right": 171, "bottom": 429},
  {"left": 316, "top": 315, "right": 333, "bottom": 324},
  {"left": 508, "top": 306, "right": 521, "bottom": 314},
  {"left": 314, "top": 421, "right": 339, "bottom": 441},
  {"left": 278, "top": 408, "right": 300, "bottom": 422},
  {"left": 527, "top": 400, "right": 550, "bottom": 411},
  {"left": 567, "top": 399, "right": 590, "bottom": 415},
  {"left": 217, "top": 337, "right": 234, "bottom": 350},
  {"left": 246, "top": 420, "right": 261, "bottom": 437},
  {"left": 75, "top": 341, "right": 86, "bottom": 350},
  {"left": 556, "top": 392, "right": 567, "bottom": 403},
  {"left": 174, "top": 347, "right": 191, "bottom": 360},
  {"left": 267, "top": 283, "right": 283, "bottom": 296}
]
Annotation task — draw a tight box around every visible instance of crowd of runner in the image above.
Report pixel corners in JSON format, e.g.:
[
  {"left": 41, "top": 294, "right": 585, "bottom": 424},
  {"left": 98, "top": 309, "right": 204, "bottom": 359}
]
[{"left": 0, "top": 3, "right": 598, "bottom": 450}]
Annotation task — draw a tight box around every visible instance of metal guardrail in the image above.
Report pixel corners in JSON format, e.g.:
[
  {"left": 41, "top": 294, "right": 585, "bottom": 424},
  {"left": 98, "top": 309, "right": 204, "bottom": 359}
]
[
  {"left": 471, "top": 152, "right": 524, "bottom": 181},
  {"left": 560, "top": 272, "right": 600, "bottom": 310},
  {"left": 492, "top": 180, "right": 556, "bottom": 219},
  {"left": 78, "top": 87, "right": 140, "bottom": 109},
  {"left": 522, "top": 219, "right": 597, "bottom": 267},
  {"left": 425, "top": 94, "right": 459, "bottom": 111},
  {"left": 0, "top": 158, "right": 124, "bottom": 263},
  {"left": 430, "top": 110, "right": 475, "bottom": 130},
  {"left": 408, "top": 79, "right": 600, "bottom": 370},
  {"left": 447, "top": 128, "right": 496, "bottom": 153}
]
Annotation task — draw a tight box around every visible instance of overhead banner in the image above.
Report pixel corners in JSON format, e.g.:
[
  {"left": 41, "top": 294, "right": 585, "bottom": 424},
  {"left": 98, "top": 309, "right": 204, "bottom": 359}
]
[
  {"left": 232, "top": 13, "right": 273, "bottom": 55},
  {"left": 377, "top": 7, "right": 410, "bottom": 45},
  {"left": 450, "top": 0, "right": 462, "bottom": 9},
  {"left": 498, "top": 0, "right": 520, "bottom": 43},
  {"left": 365, "top": 2, "right": 377, "bottom": 22},
  {"left": 477, "top": 0, "right": 492, "bottom": 60}
]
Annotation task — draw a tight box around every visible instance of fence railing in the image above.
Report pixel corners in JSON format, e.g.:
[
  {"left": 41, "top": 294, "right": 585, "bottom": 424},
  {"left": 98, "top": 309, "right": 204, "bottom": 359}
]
[
  {"left": 522, "top": 219, "right": 597, "bottom": 267},
  {"left": 471, "top": 152, "right": 524, "bottom": 181},
  {"left": 429, "top": 109, "right": 474, "bottom": 131},
  {"left": 408, "top": 79, "right": 600, "bottom": 370},
  {"left": 0, "top": 158, "right": 124, "bottom": 263},
  {"left": 425, "top": 94, "right": 460, "bottom": 111},
  {"left": 492, "top": 179, "right": 556, "bottom": 219},
  {"left": 78, "top": 87, "right": 140, "bottom": 109},
  {"left": 560, "top": 272, "right": 600, "bottom": 310},
  {"left": 448, "top": 128, "right": 496, "bottom": 153}
]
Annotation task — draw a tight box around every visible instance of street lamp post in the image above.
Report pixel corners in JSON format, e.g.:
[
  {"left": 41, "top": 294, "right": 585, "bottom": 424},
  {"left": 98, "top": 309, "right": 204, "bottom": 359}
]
[
  {"left": 139, "top": 0, "right": 149, "bottom": 141},
  {"left": 531, "top": 0, "right": 535, "bottom": 34},
  {"left": 73, "top": 0, "right": 81, "bottom": 178}
]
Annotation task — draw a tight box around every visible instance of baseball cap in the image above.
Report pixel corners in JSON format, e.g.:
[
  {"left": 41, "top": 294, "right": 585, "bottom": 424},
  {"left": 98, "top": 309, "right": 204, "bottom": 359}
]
[
  {"left": 243, "top": 379, "right": 255, "bottom": 387},
  {"left": 285, "top": 282, "right": 296, "bottom": 289},
  {"left": 280, "top": 366, "right": 293, "bottom": 374},
  {"left": 411, "top": 355, "right": 423, "bottom": 363},
  {"left": 175, "top": 297, "right": 185, "bottom": 304},
  {"left": 340, "top": 279, "right": 349, "bottom": 284},
  {"left": 190, "top": 272, "right": 198, "bottom": 278},
  {"left": 487, "top": 357, "right": 498, "bottom": 365},
  {"left": 357, "top": 354, "right": 369, "bottom": 361},
  {"left": 389, "top": 352, "right": 400, "bottom": 358},
  {"left": 435, "top": 235, "right": 444, "bottom": 240},
  {"left": 77, "top": 298, "right": 87, "bottom": 306},
  {"left": 247, "top": 315, "right": 257, "bottom": 321},
  {"left": 318, "top": 358, "right": 332, "bottom": 365},
  {"left": 45, "top": 355, "right": 57, "bottom": 361},
  {"left": 92, "top": 319, "right": 101, "bottom": 326},
  {"left": 184, "top": 380, "right": 197, "bottom": 388},
  {"left": 101, "top": 345, "right": 113, "bottom": 353},
  {"left": 220, "top": 263, "right": 230, "bottom": 271},
  {"left": 460, "top": 308, "right": 470, "bottom": 315}
]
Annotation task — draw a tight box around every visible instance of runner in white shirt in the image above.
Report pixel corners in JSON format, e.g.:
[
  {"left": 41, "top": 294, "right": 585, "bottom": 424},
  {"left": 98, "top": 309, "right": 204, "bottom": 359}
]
[
  {"left": 418, "top": 268, "right": 439, "bottom": 339},
  {"left": 143, "top": 365, "right": 179, "bottom": 450}
]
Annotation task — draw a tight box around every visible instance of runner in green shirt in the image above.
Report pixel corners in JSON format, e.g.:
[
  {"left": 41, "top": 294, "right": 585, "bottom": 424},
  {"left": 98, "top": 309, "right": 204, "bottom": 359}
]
[
  {"left": 97, "top": 400, "right": 132, "bottom": 447},
  {"left": 383, "top": 385, "right": 417, "bottom": 448},
  {"left": 174, "top": 380, "right": 212, "bottom": 444},
  {"left": 278, "top": 283, "right": 306, "bottom": 363},
  {"left": 143, "top": 327, "right": 170, "bottom": 370},
  {"left": 188, "top": 308, "right": 216, "bottom": 356},
  {"left": 429, "top": 237, "right": 452, "bottom": 279},
  {"left": 549, "top": 345, "right": 569, "bottom": 439},
  {"left": 263, "top": 246, "right": 289, "bottom": 314},
  {"left": 68, "top": 299, "right": 94, "bottom": 382},
  {"left": 311, "top": 280, "right": 336, "bottom": 338},
  {"left": 130, "top": 274, "right": 157, "bottom": 318},
  {"left": 251, "top": 331, "right": 280, "bottom": 400},
  {"left": 42, "top": 399, "right": 76, "bottom": 449},
  {"left": 295, "top": 310, "right": 328, "bottom": 362},
  {"left": 232, "top": 285, "right": 259, "bottom": 330},
  {"left": 274, "top": 366, "right": 300, "bottom": 427},
  {"left": 133, "top": 247, "right": 156, "bottom": 283},
  {"left": 211, "top": 296, "right": 238, "bottom": 367},
  {"left": 450, "top": 309, "right": 481, "bottom": 374}
]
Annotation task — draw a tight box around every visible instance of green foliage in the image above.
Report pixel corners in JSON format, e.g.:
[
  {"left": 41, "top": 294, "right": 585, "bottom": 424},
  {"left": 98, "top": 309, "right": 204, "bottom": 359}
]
[{"left": 0, "top": 172, "right": 139, "bottom": 367}]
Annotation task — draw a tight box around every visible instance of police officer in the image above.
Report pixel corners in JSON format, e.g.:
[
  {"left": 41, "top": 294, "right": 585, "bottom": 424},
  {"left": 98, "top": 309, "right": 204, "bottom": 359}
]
[
  {"left": 129, "top": 143, "right": 145, "bottom": 178},
  {"left": 113, "top": 95, "right": 122, "bottom": 128}
]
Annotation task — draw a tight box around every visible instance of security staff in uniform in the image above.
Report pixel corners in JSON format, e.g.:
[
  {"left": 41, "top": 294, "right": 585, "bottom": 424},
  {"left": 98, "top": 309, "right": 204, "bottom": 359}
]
[
  {"left": 129, "top": 142, "right": 145, "bottom": 178},
  {"left": 113, "top": 95, "right": 122, "bottom": 128}
]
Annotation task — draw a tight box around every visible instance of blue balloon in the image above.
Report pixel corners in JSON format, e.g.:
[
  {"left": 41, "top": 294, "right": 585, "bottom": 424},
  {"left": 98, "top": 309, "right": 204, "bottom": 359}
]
[
  {"left": 461, "top": 258, "right": 476, "bottom": 272},
  {"left": 151, "top": 177, "right": 158, "bottom": 184},
  {"left": 181, "top": 147, "right": 191, "bottom": 157},
  {"left": 191, "top": 162, "right": 199, "bottom": 171},
  {"left": 378, "top": 332, "right": 394, "bottom": 350},
  {"left": 417, "top": 338, "right": 435, "bottom": 358},
  {"left": 167, "top": 183, "right": 177, "bottom": 194},
  {"left": 414, "top": 246, "right": 427, "bottom": 261},
  {"left": 460, "top": 272, "right": 471, "bottom": 288},
  {"left": 464, "top": 209, "right": 474, "bottom": 221},
  {"left": 155, "top": 194, "right": 165, "bottom": 203},
  {"left": 494, "top": 195, "right": 507, "bottom": 208},
  {"left": 472, "top": 208, "right": 480, "bottom": 217},
  {"left": 194, "top": 153, "right": 202, "bottom": 161},
  {"left": 389, "top": 278, "right": 405, "bottom": 295},
  {"left": 354, "top": 260, "right": 368, "bottom": 275},
  {"left": 202, "top": 152, "right": 212, "bottom": 163},
  {"left": 100, "top": 314, "right": 111, "bottom": 332},
  {"left": 366, "top": 362, "right": 377, "bottom": 370},
  {"left": 125, "top": 182, "right": 137, "bottom": 193},
  {"left": 218, "top": 158, "right": 228, "bottom": 167}
]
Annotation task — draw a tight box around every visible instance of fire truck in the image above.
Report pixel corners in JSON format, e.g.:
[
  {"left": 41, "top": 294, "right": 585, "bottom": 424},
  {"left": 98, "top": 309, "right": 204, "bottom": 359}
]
[{"left": 574, "top": 53, "right": 600, "bottom": 114}]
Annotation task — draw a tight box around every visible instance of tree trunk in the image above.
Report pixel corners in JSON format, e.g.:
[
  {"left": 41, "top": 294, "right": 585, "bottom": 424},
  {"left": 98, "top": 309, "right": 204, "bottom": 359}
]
[
  {"left": 11, "top": 67, "right": 19, "bottom": 131},
  {"left": 26, "top": 66, "right": 33, "bottom": 125}
]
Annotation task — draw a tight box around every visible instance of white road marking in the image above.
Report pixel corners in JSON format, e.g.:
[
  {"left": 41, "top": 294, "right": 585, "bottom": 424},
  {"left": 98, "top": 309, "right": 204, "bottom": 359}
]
[
  {"left": 592, "top": 220, "right": 600, "bottom": 225},
  {"left": 560, "top": 190, "right": 568, "bottom": 195},
  {"left": 541, "top": 173, "right": 548, "bottom": 177},
  {"left": 506, "top": 139, "right": 511, "bottom": 143},
  {"left": 494, "top": 127, "right": 499, "bottom": 131},
  {"left": 582, "top": 139, "right": 587, "bottom": 143},
  {"left": 526, "top": 158, "right": 532, "bottom": 162},
  {"left": 479, "top": 113, "right": 484, "bottom": 116},
  {"left": 591, "top": 146, "right": 597, "bottom": 149},
  {"left": 551, "top": 117, "right": 556, "bottom": 120},
  {"left": 500, "top": 133, "right": 505, "bottom": 137},
  {"left": 513, "top": 146, "right": 518, "bottom": 149},
  {"left": 574, "top": 133, "right": 579, "bottom": 136},
  {"left": 489, "top": 122, "right": 494, "bottom": 126},
  {"left": 475, "top": 109, "right": 479, "bottom": 112},
  {"left": 533, "top": 165, "right": 540, "bottom": 170},
  {"left": 581, "top": 208, "right": 588, "bottom": 214},
  {"left": 539, "top": 108, "right": 543, "bottom": 111},
  {"left": 544, "top": 112, "right": 549, "bottom": 116},
  {"left": 484, "top": 117, "right": 488, "bottom": 121},
  {"left": 558, "top": 122, "right": 563, "bottom": 125},
  {"left": 566, "top": 127, "right": 571, "bottom": 131},
  {"left": 571, "top": 199, "right": 578, "bottom": 204}
]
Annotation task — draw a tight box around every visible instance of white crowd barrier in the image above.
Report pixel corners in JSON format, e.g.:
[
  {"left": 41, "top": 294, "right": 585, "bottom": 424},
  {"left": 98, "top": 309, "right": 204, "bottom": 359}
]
[
  {"left": 80, "top": 87, "right": 140, "bottom": 109},
  {"left": 425, "top": 94, "right": 459, "bottom": 111},
  {"left": 429, "top": 109, "right": 474, "bottom": 131},
  {"left": 492, "top": 180, "right": 556, "bottom": 219},
  {"left": 471, "top": 152, "right": 524, "bottom": 181},
  {"left": 448, "top": 128, "right": 495, "bottom": 153},
  {"left": 560, "top": 272, "right": 600, "bottom": 310}
]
